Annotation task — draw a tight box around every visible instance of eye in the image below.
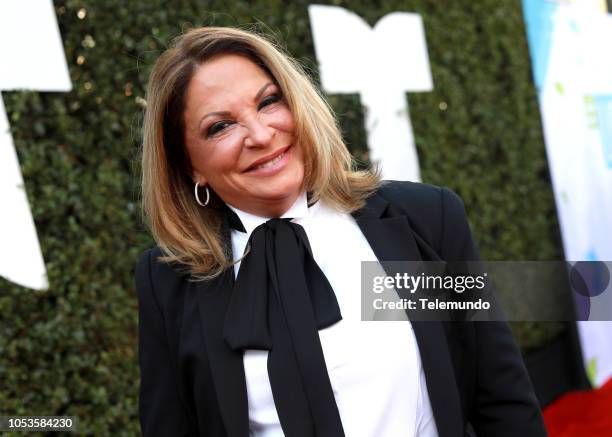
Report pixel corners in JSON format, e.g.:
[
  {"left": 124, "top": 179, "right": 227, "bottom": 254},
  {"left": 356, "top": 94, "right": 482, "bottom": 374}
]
[
  {"left": 257, "top": 94, "right": 282, "bottom": 110},
  {"left": 206, "top": 120, "right": 234, "bottom": 138}
]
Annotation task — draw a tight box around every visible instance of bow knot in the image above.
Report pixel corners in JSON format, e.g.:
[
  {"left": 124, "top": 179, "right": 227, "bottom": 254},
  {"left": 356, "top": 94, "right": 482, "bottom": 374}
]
[{"left": 223, "top": 214, "right": 345, "bottom": 436}]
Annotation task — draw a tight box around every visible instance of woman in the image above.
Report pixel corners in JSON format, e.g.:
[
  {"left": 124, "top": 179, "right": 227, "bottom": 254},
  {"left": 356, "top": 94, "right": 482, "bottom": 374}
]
[{"left": 136, "top": 27, "right": 546, "bottom": 437}]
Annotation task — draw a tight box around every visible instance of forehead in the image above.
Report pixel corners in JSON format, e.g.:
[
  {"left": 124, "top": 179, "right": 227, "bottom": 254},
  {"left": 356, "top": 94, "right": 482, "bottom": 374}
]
[{"left": 185, "top": 54, "right": 272, "bottom": 107}]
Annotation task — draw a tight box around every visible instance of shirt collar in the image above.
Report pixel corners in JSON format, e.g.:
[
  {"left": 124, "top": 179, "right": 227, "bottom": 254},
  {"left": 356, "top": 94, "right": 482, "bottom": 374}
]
[{"left": 227, "top": 192, "right": 309, "bottom": 236}]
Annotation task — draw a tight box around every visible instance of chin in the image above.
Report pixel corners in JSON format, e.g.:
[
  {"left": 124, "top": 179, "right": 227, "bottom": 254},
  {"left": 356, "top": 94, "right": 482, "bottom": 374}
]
[
  {"left": 261, "top": 175, "right": 303, "bottom": 198},
  {"left": 257, "top": 186, "right": 301, "bottom": 203},
  {"left": 250, "top": 180, "right": 302, "bottom": 208}
]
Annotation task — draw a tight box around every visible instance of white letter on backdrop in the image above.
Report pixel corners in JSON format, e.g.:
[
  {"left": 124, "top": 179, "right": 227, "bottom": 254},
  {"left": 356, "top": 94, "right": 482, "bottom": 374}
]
[
  {"left": 0, "top": 0, "right": 71, "bottom": 290},
  {"left": 308, "top": 5, "right": 433, "bottom": 181}
]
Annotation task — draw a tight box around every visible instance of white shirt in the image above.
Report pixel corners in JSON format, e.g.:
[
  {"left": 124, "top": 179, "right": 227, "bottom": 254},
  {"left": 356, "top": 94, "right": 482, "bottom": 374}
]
[{"left": 229, "top": 193, "right": 438, "bottom": 437}]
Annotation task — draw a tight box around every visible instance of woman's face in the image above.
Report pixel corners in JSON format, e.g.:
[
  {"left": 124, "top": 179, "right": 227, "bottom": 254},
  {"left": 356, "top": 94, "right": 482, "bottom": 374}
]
[{"left": 182, "top": 53, "right": 304, "bottom": 217}]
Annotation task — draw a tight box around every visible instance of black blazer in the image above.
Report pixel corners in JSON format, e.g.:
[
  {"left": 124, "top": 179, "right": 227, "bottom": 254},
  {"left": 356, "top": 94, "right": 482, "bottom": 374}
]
[{"left": 135, "top": 181, "right": 547, "bottom": 437}]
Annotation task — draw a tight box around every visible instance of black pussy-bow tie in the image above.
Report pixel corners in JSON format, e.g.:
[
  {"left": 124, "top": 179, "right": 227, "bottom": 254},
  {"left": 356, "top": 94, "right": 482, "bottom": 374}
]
[{"left": 223, "top": 211, "right": 346, "bottom": 437}]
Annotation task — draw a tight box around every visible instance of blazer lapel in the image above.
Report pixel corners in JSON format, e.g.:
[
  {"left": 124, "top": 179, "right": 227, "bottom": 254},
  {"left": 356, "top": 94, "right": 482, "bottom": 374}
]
[
  {"left": 353, "top": 191, "right": 465, "bottom": 437},
  {"left": 196, "top": 220, "right": 249, "bottom": 437}
]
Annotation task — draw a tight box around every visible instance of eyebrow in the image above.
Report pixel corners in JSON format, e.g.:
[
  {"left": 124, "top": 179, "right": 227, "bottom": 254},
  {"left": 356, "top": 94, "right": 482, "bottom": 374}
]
[{"left": 198, "top": 82, "right": 275, "bottom": 130}]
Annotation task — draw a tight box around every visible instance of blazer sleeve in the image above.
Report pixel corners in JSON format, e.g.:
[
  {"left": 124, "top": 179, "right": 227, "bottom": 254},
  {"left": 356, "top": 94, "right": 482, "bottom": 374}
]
[
  {"left": 135, "top": 249, "right": 197, "bottom": 437},
  {"left": 439, "top": 187, "right": 548, "bottom": 437}
]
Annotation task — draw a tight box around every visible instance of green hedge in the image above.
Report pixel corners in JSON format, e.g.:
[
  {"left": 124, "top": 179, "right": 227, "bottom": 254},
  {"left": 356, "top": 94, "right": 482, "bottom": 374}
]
[{"left": 0, "top": 0, "right": 565, "bottom": 433}]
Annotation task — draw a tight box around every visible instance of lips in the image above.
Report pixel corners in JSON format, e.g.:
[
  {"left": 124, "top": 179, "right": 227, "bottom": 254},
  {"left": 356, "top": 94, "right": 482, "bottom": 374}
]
[{"left": 244, "top": 145, "right": 291, "bottom": 172}]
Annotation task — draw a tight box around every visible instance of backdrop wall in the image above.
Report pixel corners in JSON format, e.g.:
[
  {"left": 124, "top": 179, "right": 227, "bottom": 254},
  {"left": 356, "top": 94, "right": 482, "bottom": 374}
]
[{"left": 0, "top": 0, "right": 569, "bottom": 433}]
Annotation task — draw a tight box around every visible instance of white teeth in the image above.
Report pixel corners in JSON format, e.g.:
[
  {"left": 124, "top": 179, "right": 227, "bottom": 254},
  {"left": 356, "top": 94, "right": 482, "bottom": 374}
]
[{"left": 253, "top": 152, "right": 285, "bottom": 170}]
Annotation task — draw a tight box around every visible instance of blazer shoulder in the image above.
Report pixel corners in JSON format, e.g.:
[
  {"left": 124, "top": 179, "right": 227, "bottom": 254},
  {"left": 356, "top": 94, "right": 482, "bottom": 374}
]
[
  {"left": 135, "top": 246, "right": 189, "bottom": 303},
  {"left": 378, "top": 180, "right": 443, "bottom": 209},
  {"left": 378, "top": 180, "right": 466, "bottom": 213},
  {"left": 136, "top": 245, "right": 188, "bottom": 276},
  {"left": 376, "top": 180, "right": 472, "bottom": 257}
]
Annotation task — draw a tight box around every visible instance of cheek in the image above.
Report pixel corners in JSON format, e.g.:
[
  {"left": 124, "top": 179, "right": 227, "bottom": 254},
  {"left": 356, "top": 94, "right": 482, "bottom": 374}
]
[
  {"left": 188, "top": 138, "right": 242, "bottom": 180},
  {"left": 272, "top": 107, "right": 295, "bottom": 133}
]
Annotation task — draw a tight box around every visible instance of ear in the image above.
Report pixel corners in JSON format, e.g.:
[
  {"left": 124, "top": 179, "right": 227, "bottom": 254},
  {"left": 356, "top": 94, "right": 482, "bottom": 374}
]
[{"left": 192, "top": 169, "right": 207, "bottom": 186}]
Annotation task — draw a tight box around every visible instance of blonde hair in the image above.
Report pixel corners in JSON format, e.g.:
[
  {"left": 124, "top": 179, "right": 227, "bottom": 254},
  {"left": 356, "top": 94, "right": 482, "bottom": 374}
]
[{"left": 141, "top": 26, "right": 380, "bottom": 278}]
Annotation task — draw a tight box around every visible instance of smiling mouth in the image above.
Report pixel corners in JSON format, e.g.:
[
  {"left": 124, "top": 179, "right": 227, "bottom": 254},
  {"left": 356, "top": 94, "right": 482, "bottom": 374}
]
[{"left": 245, "top": 146, "right": 291, "bottom": 172}]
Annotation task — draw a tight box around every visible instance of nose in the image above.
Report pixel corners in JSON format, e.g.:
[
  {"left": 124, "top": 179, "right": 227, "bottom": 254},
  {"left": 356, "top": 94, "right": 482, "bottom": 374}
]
[{"left": 243, "top": 115, "right": 275, "bottom": 148}]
